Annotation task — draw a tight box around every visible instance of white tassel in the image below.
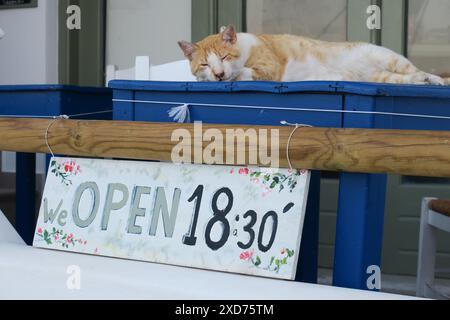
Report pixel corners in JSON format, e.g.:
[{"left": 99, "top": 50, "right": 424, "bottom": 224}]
[{"left": 168, "top": 104, "right": 191, "bottom": 123}]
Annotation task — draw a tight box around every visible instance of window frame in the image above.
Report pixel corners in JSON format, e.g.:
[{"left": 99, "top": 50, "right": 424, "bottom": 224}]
[
  {"left": 0, "top": 0, "right": 38, "bottom": 10},
  {"left": 192, "top": 0, "right": 394, "bottom": 45}
]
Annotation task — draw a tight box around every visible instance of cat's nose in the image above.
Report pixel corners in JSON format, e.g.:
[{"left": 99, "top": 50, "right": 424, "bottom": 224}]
[{"left": 215, "top": 71, "right": 225, "bottom": 80}]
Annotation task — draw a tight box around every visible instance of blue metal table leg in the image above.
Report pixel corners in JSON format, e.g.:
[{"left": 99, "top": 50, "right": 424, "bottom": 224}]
[
  {"left": 296, "top": 171, "right": 320, "bottom": 283},
  {"left": 46, "top": 154, "right": 51, "bottom": 175},
  {"left": 15, "top": 152, "right": 36, "bottom": 245},
  {"left": 333, "top": 173, "right": 387, "bottom": 290}
]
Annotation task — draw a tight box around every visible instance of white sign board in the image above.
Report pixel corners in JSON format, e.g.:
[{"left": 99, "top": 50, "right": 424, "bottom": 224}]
[{"left": 33, "top": 157, "right": 310, "bottom": 280}]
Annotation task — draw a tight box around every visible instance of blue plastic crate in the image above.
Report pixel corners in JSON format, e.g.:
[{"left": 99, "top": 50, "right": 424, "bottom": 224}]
[
  {"left": 110, "top": 80, "right": 450, "bottom": 130},
  {"left": 329, "top": 81, "right": 450, "bottom": 131},
  {"left": 0, "top": 85, "right": 112, "bottom": 119},
  {"left": 110, "top": 80, "right": 344, "bottom": 127}
]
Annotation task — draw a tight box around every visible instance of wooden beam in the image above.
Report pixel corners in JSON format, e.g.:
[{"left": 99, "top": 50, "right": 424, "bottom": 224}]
[{"left": 0, "top": 118, "right": 449, "bottom": 177}]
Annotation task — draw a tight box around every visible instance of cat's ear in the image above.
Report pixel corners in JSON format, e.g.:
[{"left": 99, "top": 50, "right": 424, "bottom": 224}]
[
  {"left": 221, "top": 25, "right": 237, "bottom": 44},
  {"left": 178, "top": 41, "right": 197, "bottom": 60}
]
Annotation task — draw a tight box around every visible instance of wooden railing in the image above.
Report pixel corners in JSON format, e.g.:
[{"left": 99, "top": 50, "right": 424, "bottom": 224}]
[{"left": 0, "top": 117, "right": 449, "bottom": 177}]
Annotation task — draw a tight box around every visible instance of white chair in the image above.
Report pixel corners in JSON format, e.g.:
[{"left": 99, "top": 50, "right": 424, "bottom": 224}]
[
  {"left": 105, "top": 56, "right": 196, "bottom": 85},
  {"left": 416, "top": 198, "right": 450, "bottom": 299}
]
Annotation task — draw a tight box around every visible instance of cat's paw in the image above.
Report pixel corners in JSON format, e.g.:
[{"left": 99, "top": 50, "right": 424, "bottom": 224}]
[
  {"left": 413, "top": 73, "right": 445, "bottom": 85},
  {"left": 425, "top": 74, "right": 445, "bottom": 86},
  {"left": 236, "top": 68, "right": 255, "bottom": 81}
]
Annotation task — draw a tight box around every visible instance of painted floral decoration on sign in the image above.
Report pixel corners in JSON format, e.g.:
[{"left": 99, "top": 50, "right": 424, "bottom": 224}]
[
  {"left": 36, "top": 227, "right": 87, "bottom": 249},
  {"left": 230, "top": 167, "right": 306, "bottom": 195},
  {"left": 50, "top": 159, "right": 81, "bottom": 186},
  {"left": 240, "top": 248, "right": 295, "bottom": 274}
]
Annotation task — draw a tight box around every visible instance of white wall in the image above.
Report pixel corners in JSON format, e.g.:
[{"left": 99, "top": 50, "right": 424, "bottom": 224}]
[
  {"left": 0, "top": 0, "right": 58, "bottom": 183},
  {"left": 0, "top": 0, "right": 58, "bottom": 85},
  {"left": 106, "top": 0, "right": 191, "bottom": 69}
]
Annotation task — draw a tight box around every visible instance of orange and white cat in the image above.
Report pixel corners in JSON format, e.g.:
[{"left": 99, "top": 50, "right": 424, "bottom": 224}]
[{"left": 178, "top": 25, "right": 449, "bottom": 85}]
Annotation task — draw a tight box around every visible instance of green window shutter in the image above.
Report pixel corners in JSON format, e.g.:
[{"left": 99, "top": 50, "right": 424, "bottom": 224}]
[
  {"left": 58, "top": 0, "right": 105, "bottom": 86},
  {"left": 191, "top": 0, "right": 245, "bottom": 43},
  {"left": 192, "top": 0, "right": 218, "bottom": 42},
  {"left": 348, "top": 0, "right": 406, "bottom": 50},
  {"left": 217, "top": 0, "right": 246, "bottom": 32},
  {"left": 381, "top": 0, "right": 407, "bottom": 55},
  {"left": 347, "top": 0, "right": 381, "bottom": 44}
]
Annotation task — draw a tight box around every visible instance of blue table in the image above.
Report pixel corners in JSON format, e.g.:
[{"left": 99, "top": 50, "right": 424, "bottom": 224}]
[
  {"left": 333, "top": 82, "right": 450, "bottom": 289},
  {"left": 0, "top": 85, "right": 112, "bottom": 245},
  {"left": 109, "top": 80, "right": 450, "bottom": 290}
]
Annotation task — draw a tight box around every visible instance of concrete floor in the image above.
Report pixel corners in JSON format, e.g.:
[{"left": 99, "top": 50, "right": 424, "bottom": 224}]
[{"left": 318, "top": 268, "right": 450, "bottom": 298}]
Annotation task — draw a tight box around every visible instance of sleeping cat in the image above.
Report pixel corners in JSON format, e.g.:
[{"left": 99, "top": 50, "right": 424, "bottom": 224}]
[{"left": 178, "top": 25, "right": 449, "bottom": 85}]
